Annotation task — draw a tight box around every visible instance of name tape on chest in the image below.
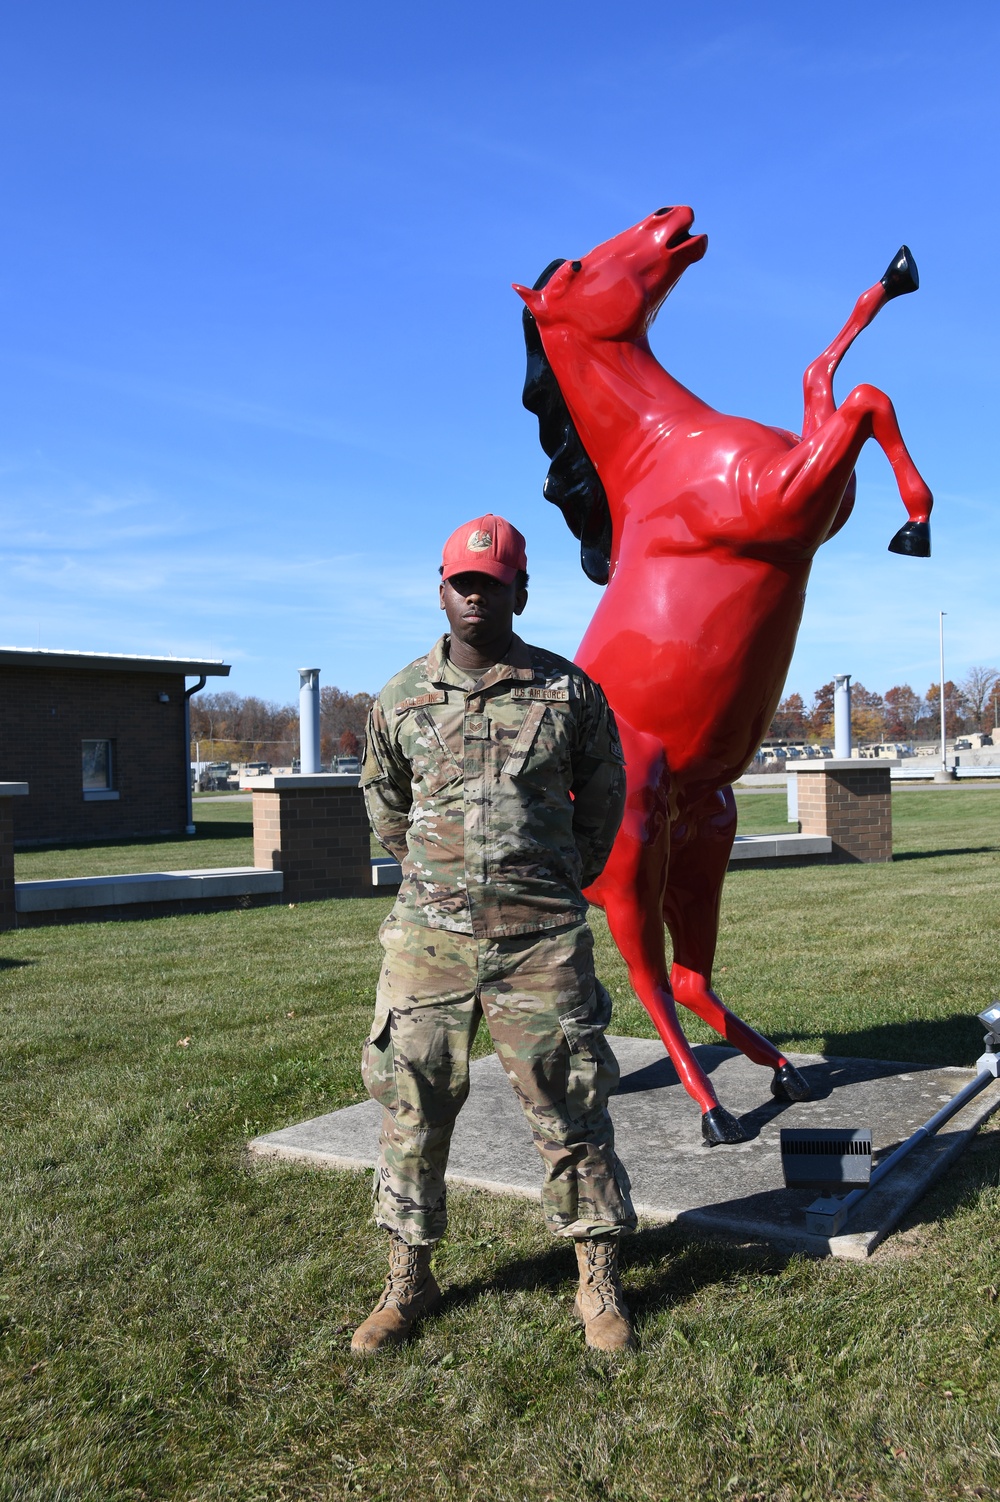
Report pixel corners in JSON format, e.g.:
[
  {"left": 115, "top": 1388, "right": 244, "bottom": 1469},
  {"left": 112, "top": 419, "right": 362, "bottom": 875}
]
[
  {"left": 394, "top": 691, "right": 447, "bottom": 715},
  {"left": 511, "top": 686, "right": 570, "bottom": 703}
]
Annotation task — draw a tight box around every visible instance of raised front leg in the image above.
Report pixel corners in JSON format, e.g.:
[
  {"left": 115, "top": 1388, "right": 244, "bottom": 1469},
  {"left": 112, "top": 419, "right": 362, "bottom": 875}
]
[
  {"left": 796, "top": 247, "right": 930, "bottom": 556},
  {"left": 664, "top": 787, "right": 809, "bottom": 1104},
  {"left": 586, "top": 727, "right": 747, "bottom": 1144},
  {"left": 802, "top": 247, "right": 919, "bottom": 436},
  {"left": 756, "top": 380, "right": 932, "bottom": 556}
]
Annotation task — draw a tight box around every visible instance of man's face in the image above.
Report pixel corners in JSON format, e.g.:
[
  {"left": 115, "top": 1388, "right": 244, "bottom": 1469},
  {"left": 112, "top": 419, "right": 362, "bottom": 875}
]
[{"left": 439, "top": 571, "right": 527, "bottom": 652}]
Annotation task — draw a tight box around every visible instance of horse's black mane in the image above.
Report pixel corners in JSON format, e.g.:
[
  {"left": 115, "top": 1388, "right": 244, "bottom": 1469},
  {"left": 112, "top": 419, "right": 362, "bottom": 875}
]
[{"left": 521, "top": 259, "right": 612, "bottom": 586}]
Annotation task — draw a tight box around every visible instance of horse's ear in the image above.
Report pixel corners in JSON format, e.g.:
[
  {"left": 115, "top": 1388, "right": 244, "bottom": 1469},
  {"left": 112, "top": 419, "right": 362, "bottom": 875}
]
[{"left": 513, "top": 283, "right": 545, "bottom": 316}]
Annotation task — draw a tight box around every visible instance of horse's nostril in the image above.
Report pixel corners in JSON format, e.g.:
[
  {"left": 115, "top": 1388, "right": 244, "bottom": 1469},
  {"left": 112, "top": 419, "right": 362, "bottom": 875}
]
[{"left": 654, "top": 206, "right": 673, "bottom": 216}]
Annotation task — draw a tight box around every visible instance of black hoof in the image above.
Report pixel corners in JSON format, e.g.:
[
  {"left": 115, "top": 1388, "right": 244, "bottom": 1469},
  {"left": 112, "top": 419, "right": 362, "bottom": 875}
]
[
  {"left": 887, "top": 519, "right": 931, "bottom": 557},
  {"left": 771, "top": 1062, "right": 810, "bottom": 1102},
  {"left": 701, "top": 1106, "right": 747, "bottom": 1146},
  {"left": 881, "top": 244, "right": 919, "bottom": 300}
]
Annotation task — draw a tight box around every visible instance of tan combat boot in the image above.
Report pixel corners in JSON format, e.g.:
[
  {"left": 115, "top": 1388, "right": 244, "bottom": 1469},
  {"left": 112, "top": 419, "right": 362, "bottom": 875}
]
[
  {"left": 573, "top": 1234, "right": 637, "bottom": 1353},
  {"left": 351, "top": 1233, "right": 442, "bottom": 1355}
]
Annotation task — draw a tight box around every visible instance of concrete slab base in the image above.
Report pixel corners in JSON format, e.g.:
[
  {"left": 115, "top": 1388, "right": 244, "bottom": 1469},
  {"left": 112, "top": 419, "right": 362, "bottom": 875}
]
[
  {"left": 249, "top": 1039, "right": 1000, "bottom": 1260},
  {"left": 15, "top": 866, "right": 283, "bottom": 912},
  {"left": 367, "top": 834, "right": 834, "bottom": 889}
]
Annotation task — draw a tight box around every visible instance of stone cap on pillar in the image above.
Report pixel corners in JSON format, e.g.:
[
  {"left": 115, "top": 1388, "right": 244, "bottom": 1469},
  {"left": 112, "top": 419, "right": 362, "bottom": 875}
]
[
  {"left": 787, "top": 760, "right": 900, "bottom": 772},
  {"left": 0, "top": 783, "right": 28, "bottom": 796},
  {"left": 244, "top": 773, "right": 361, "bottom": 789}
]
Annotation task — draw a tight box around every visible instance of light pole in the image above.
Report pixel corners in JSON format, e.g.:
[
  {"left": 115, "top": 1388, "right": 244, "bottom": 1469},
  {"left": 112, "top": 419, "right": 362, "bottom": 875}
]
[{"left": 938, "top": 611, "right": 949, "bottom": 779}]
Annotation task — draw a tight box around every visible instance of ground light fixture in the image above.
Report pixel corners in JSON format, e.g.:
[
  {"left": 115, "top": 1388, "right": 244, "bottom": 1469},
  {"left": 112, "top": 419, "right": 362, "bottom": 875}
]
[
  {"left": 781, "top": 1006, "right": 1000, "bottom": 1237},
  {"left": 780, "top": 1129, "right": 872, "bottom": 1193},
  {"left": 977, "top": 1003, "right": 1000, "bottom": 1049}
]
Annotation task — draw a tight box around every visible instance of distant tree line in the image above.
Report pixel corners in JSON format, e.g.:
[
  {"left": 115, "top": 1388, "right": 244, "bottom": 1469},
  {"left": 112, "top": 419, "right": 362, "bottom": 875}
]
[
  {"left": 188, "top": 665, "right": 1000, "bottom": 765},
  {"left": 189, "top": 685, "right": 376, "bottom": 765},
  {"left": 767, "top": 666, "right": 1000, "bottom": 745}
]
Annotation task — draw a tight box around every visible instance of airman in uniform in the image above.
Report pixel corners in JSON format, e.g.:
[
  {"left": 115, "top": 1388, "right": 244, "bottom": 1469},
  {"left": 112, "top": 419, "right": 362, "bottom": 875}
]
[{"left": 352, "top": 514, "right": 636, "bottom": 1355}]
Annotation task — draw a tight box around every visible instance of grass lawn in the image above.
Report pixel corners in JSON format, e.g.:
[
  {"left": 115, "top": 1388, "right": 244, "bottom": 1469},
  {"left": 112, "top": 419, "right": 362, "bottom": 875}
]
[
  {"left": 1, "top": 791, "right": 999, "bottom": 1500},
  {"left": 14, "top": 795, "right": 790, "bottom": 884},
  {"left": 14, "top": 801, "right": 256, "bottom": 881}
]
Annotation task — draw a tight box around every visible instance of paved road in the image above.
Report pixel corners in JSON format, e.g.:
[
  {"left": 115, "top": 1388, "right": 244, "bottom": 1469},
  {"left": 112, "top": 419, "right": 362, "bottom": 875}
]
[
  {"left": 195, "top": 785, "right": 1000, "bottom": 806},
  {"left": 736, "top": 780, "right": 1000, "bottom": 795}
]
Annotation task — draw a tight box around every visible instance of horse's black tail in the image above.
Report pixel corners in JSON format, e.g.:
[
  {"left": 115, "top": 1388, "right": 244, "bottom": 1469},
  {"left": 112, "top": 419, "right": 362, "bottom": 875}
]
[{"left": 521, "top": 260, "right": 612, "bottom": 586}]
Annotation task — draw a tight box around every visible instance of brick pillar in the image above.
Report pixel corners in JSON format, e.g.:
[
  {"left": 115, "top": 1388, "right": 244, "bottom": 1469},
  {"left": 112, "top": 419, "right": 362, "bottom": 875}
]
[
  {"left": 0, "top": 784, "right": 29, "bottom": 931},
  {"left": 251, "top": 774, "right": 370, "bottom": 901},
  {"left": 793, "top": 760, "right": 894, "bottom": 863}
]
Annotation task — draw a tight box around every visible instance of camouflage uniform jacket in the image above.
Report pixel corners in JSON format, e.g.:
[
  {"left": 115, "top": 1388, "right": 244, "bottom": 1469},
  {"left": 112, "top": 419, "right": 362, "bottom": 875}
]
[{"left": 362, "top": 633, "right": 626, "bottom": 938}]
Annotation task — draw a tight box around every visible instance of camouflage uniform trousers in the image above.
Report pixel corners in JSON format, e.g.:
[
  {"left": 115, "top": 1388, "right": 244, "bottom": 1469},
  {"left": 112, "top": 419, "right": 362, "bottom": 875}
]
[{"left": 361, "top": 914, "right": 636, "bottom": 1246}]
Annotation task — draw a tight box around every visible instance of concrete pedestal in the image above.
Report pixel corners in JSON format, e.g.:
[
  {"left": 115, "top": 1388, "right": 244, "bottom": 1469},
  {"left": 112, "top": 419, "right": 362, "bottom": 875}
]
[
  {"left": 789, "top": 760, "right": 896, "bottom": 863},
  {"left": 251, "top": 773, "right": 371, "bottom": 902},
  {"left": 0, "top": 783, "right": 29, "bottom": 931}
]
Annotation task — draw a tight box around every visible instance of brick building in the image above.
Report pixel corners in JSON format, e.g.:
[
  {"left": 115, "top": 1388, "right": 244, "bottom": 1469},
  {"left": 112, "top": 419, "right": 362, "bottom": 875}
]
[{"left": 0, "top": 649, "right": 230, "bottom": 846}]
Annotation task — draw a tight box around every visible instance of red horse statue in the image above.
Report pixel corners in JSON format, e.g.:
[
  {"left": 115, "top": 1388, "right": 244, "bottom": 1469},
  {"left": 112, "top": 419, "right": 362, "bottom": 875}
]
[{"left": 516, "top": 205, "right": 932, "bottom": 1144}]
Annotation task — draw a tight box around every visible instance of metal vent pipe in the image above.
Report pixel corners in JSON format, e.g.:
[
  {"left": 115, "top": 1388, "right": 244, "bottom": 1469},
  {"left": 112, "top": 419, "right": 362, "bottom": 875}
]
[
  {"left": 834, "top": 674, "right": 852, "bottom": 759},
  {"left": 299, "top": 669, "right": 321, "bottom": 774}
]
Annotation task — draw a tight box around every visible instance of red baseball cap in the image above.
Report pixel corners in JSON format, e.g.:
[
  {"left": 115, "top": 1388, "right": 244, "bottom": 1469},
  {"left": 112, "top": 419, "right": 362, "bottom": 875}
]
[{"left": 441, "top": 514, "right": 528, "bottom": 585}]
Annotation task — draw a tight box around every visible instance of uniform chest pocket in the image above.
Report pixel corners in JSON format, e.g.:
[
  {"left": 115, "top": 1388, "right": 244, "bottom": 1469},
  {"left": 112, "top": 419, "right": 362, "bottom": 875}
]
[
  {"left": 407, "top": 707, "right": 463, "bottom": 794},
  {"left": 501, "top": 701, "right": 571, "bottom": 781}
]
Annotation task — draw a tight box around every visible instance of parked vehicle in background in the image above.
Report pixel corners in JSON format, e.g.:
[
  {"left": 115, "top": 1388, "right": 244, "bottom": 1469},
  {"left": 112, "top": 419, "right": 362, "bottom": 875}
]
[
  {"left": 333, "top": 756, "right": 361, "bottom": 775},
  {"left": 203, "top": 761, "right": 232, "bottom": 790}
]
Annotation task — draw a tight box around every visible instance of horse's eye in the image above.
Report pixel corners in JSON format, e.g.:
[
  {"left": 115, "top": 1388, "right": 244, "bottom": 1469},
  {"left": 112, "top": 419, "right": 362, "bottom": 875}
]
[{"left": 571, "top": 260, "right": 582, "bottom": 272}]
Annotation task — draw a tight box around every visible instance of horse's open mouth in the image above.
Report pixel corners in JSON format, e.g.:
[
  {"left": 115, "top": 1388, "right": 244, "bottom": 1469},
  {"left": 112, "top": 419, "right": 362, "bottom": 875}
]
[{"left": 666, "top": 226, "right": 694, "bottom": 249}]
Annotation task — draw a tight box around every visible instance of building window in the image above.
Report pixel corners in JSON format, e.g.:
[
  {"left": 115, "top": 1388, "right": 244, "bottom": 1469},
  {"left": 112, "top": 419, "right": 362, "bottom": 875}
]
[{"left": 82, "top": 739, "right": 119, "bottom": 801}]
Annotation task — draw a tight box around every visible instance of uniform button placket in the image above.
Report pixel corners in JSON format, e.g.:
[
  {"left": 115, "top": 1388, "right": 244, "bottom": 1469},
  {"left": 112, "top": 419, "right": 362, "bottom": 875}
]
[{"left": 464, "top": 734, "right": 486, "bottom": 935}]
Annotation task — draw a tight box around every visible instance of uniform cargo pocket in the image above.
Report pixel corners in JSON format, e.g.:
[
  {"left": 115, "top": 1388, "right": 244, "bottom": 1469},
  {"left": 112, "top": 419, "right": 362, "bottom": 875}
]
[
  {"left": 409, "top": 708, "right": 462, "bottom": 794},
  {"left": 558, "top": 980, "right": 613, "bottom": 1051},
  {"left": 501, "top": 702, "right": 547, "bottom": 779},
  {"left": 361, "top": 998, "right": 399, "bottom": 1114},
  {"left": 360, "top": 737, "right": 388, "bottom": 789},
  {"left": 560, "top": 982, "right": 618, "bottom": 1121}
]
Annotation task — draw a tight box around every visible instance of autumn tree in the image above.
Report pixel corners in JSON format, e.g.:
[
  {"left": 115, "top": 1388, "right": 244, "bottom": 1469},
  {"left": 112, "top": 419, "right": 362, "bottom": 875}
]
[
  {"left": 959, "top": 666, "right": 999, "bottom": 732},
  {"left": 339, "top": 729, "right": 360, "bottom": 757},
  {"left": 189, "top": 692, "right": 298, "bottom": 764},
  {"left": 767, "top": 692, "right": 807, "bottom": 740},
  {"left": 925, "top": 681, "right": 970, "bottom": 739},
  {"left": 189, "top": 691, "right": 241, "bottom": 745},
  {"left": 850, "top": 682, "right": 886, "bottom": 743},
  {"left": 801, "top": 680, "right": 886, "bottom": 743},
  {"left": 320, "top": 686, "right": 375, "bottom": 765},
  {"left": 883, "top": 684, "right": 923, "bottom": 740},
  {"left": 808, "top": 682, "right": 835, "bottom": 740}
]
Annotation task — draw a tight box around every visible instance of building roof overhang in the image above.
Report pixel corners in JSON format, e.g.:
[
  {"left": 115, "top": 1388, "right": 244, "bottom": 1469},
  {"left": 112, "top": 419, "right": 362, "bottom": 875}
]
[{"left": 0, "top": 648, "right": 231, "bottom": 677}]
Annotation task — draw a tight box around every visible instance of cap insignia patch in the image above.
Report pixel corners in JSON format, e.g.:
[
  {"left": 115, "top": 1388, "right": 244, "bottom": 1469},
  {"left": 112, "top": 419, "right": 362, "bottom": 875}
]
[{"left": 467, "top": 530, "right": 492, "bottom": 551}]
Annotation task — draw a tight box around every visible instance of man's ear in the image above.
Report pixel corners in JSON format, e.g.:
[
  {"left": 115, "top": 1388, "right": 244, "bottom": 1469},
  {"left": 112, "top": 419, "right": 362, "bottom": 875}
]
[
  {"left": 512, "top": 283, "right": 545, "bottom": 317},
  {"left": 439, "top": 580, "right": 447, "bottom": 611},
  {"left": 513, "top": 585, "right": 528, "bottom": 617}
]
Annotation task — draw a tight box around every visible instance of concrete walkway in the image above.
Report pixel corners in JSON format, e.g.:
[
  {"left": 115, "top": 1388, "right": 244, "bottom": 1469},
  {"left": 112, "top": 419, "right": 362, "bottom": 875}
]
[{"left": 250, "top": 1038, "right": 1000, "bottom": 1261}]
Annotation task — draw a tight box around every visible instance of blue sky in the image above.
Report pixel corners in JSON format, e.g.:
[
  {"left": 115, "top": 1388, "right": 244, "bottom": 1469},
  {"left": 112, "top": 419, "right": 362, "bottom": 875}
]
[{"left": 0, "top": 2, "right": 997, "bottom": 707}]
